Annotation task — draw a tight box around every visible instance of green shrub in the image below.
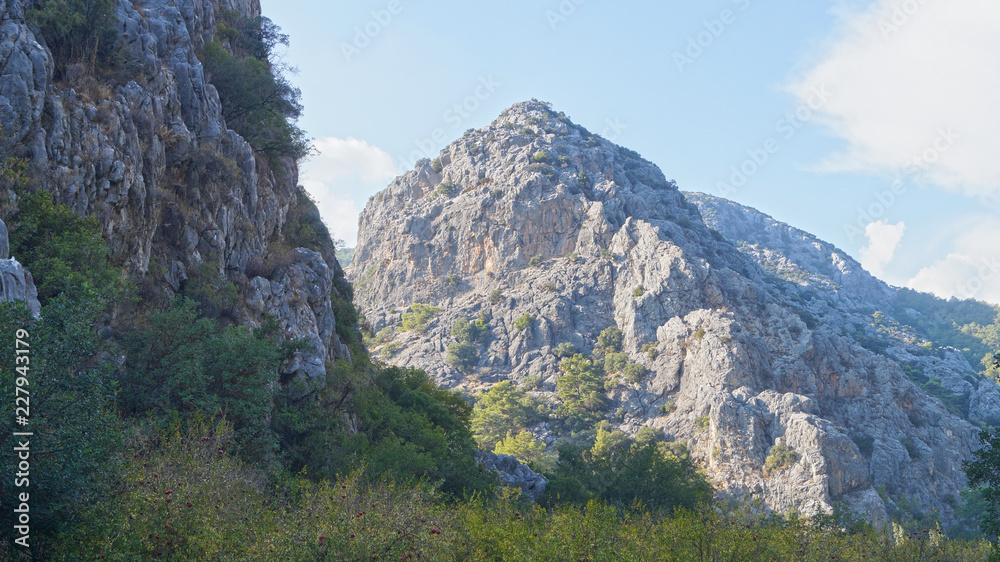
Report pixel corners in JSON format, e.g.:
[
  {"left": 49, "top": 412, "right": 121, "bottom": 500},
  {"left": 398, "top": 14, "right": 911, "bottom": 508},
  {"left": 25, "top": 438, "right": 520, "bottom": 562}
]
[
  {"left": 451, "top": 317, "right": 488, "bottom": 344},
  {"left": 765, "top": 442, "right": 799, "bottom": 471},
  {"left": 604, "top": 352, "right": 628, "bottom": 374},
  {"left": 633, "top": 285, "right": 645, "bottom": 298},
  {"left": 528, "top": 255, "right": 543, "bottom": 267},
  {"left": 660, "top": 401, "right": 676, "bottom": 415},
  {"left": 556, "top": 354, "right": 607, "bottom": 431},
  {"left": 901, "top": 437, "right": 921, "bottom": 460},
  {"left": 515, "top": 313, "right": 535, "bottom": 332},
  {"left": 491, "top": 188, "right": 504, "bottom": 199},
  {"left": 446, "top": 341, "right": 479, "bottom": 372},
  {"left": 471, "top": 381, "right": 540, "bottom": 450},
  {"left": 853, "top": 434, "right": 875, "bottom": 456},
  {"left": 433, "top": 180, "right": 457, "bottom": 197},
  {"left": 543, "top": 282, "right": 557, "bottom": 292},
  {"left": 494, "top": 430, "right": 556, "bottom": 473},
  {"left": 430, "top": 157, "right": 443, "bottom": 172},
  {"left": 623, "top": 363, "right": 646, "bottom": 384},
  {"left": 522, "top": 375, "right": 543, "bottom": 390},
  {"left": 566, "top": 252, "right": 579, "bottom": 263},
  {"left": 379, "top": 340, "right": 401, "bottom": 357},
  {"left": 557, "top": 155, "right": 571, "bottom": 166},
  {"left": 182, "top": 260, "right": 239, "bottom": 320},
  {"left": 399, "top": 303, "right": 442, "bottom": 332},
  {"left": 600, "top": 248, "right": 613, "bottom": 260},
  {"left": 695, "top": 328, "right": 706, "bottom": 340},
  {"left": 695, "top": 415, "right": 710, "bottom": 432},
  {"left": 468, "top": 143, "right": 480, "bottom": 155},
  {"left": 27, "top": 0, "right": 120, "bottom": 77},
  {"left": 488, "top": 289, "right": 504, "bottom": 303},
  {"left": 552, "top": 342, "right": 577, "bottom": 358},
  {"left": 531, "top": 150, "right": 550, "bottom": 163},
  {"left": 594, "top": 326, "right": 624, "bottom": 358},
  {"left": 642, "top": 341, "right": 659, "bottom": 360}
]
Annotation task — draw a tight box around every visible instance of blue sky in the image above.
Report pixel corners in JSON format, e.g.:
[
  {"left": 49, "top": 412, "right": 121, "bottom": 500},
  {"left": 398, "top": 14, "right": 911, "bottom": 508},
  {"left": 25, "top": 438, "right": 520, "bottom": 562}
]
[{"left": 259, "top": 0, "right": 1000, "bottom": 305}]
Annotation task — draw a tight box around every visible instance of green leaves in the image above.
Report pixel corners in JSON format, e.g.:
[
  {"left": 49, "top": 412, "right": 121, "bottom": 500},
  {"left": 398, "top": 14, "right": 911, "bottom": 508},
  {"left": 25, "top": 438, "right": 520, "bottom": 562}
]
[{"left": 965, "top": 427, "right": 1000, "bottom": 547}]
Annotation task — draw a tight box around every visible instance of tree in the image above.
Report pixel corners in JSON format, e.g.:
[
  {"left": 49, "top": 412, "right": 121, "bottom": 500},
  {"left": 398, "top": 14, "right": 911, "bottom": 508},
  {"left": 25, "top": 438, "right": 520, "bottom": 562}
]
[
  {"left": 965, "top": 427, "right": 1000, "bottom": 554},
  {"left": 470, "top": 381, "right": 539, "bottom": 450},
  {"left": 556, "top": 354, "right": 607, "bottom": 431},
  {"left": 446, "top": 341, "right": 479, "bottom": 372},
  {"left": 494, "top": 430, "right": 556, "bottom": 473}
]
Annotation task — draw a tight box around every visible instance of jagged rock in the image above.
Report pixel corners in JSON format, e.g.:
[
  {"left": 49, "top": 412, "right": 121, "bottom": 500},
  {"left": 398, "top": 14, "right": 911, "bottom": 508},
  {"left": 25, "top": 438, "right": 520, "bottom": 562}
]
[
  {"left": 0, "top": 0, "right": 347, "bottom": 385},
  {"left": 0, "top": 219, "right": 40, "bottom": 316},
  {"left": 351, "top": 100, "right": 991, "bottom": 525},
  {"left": 477, "top": 451, "right": 548, "bottom": 500}
]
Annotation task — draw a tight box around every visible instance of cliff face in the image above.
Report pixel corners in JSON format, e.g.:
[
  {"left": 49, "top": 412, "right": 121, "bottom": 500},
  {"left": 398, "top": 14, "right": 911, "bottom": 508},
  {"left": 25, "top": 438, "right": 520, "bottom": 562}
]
[
  {"left": 0, "top": 0, "right": 349, "bottom": 388},
  {"left": 351, "top": 100, "right": 995, "bottom": 523}
]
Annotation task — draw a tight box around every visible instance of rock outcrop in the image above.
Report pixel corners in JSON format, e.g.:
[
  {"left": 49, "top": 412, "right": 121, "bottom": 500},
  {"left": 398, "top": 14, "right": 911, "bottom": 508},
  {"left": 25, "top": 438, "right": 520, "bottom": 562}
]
[
  {"left": 477, "top": 451, "right": 548, "bottom": 500},
  {"left": 350, "top": 100, "right": 994, "bottom": 524},
  {"left": 0, "top": 0, "right": 349, "bottom": 388},
  {"left": 0, "top": 218, "right": 39, "bottom": 316}
]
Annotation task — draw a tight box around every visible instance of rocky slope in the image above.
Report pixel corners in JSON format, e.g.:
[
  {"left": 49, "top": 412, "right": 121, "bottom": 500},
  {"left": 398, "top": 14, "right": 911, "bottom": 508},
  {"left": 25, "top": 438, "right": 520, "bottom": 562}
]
[
  {"left": 0, "top": 0, "right": 349, "bottom": 389},
  {"left": 350, "top": 100, "right": 996, "bottom": 525}
]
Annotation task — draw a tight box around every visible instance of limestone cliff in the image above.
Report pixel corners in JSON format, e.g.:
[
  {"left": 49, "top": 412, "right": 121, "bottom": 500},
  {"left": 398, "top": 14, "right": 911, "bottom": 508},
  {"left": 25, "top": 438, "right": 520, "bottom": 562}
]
[
  {"left": 351, "top": 100, "right": 995, "bottom": 524},
  {"left": 0, "top": 0, "right": 349, "bottom": 389}
]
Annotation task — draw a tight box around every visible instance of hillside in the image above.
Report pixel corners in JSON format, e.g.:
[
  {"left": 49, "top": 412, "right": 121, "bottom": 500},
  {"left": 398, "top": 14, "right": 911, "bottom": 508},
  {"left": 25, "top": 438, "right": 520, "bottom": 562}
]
[{"left": 350, "top": 99, "right": 1000, "bottom": 525}]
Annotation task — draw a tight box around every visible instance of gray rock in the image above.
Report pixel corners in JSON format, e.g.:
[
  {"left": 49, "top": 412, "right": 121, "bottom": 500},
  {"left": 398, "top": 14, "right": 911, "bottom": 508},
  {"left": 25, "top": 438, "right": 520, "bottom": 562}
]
[
  {"left": 477, "top": 451, "right": 548, "bottom": 500},
  {"left": 351, "top": 100, "right": 990, "bottom": 525}
]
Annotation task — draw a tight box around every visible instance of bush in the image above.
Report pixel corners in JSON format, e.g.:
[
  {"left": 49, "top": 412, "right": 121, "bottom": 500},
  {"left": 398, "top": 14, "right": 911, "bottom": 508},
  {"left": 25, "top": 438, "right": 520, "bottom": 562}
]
[
  {"left": 552, "top": 342, "right": 577, "bottom": 358},
  {"left": 660, "top": 401, "right": 677, "bottom": 415},
  {"left": 600, "top": 248, "right": 613, "bottom": 260},
  {"left": 494, "top": 430, "right": 556, "bottom": 473},
  {"left": 695, "top": 415, "right": 710, "bottom": 432},
  {"left": 119, "top": 298, "right": 284, "bottom": 464},
  {"left": 594, "top": 326, "right": 623, "bottom": 358},
  {"left": 695, "top": 328, "right": 706, "bottom": 340},
  {"left": 623, "top": 363, "right": 646, "bottom": 384},
  {"left": 556, "top": 354, "right": 607, "bottom": 431},
  {"left": 379, "top": 340, "right": 401, "bottom": 357},
  {"left": 764, "top": 442, "right": 799, "bottom": 472},
  {"left": 201, "top": 29, "right": 307, "bottom": 163},
  {"left": 471, "top": 381, "right": 540, "bottom": 450},
  {"left": 642, "top": 341, "right": 660, "bottom": 360},
  {"left": 446, "top": 341, "right": 479, "bottom": 372},
  {"left": 528, "top": 255, "right": 542, "bottom": 267},
  {"left": 434, "top": 180, "right": 457, "bottom": 198},
  {"left": 430, "top": 157, "right": 443, "bottom": 172},
  {"left": 852, "top": 434, "right": 875, "bottom": 456},
  {"left": 399, "top": 303, "right": 442, "bottom": 332},
  {"left": 604, "top": 352, "right": 628, "bottom": 374},
  {"left": 488, "top": 289, "right": 503, "bottom": 303},
  {"left": 451, "top": 317, "right": 488, "bottom": 344},
  {"left": 633, "top": 285, "right": 645, "bottom": 298},
  {"left": 566, "top": 252, "right": 579, "bottom": 263},
  {"left": 515, "top": 313, "right": 535, "bottom": 332},
  {"left": 531, "top": 150, "right": 549, "bottom": 163},
  {"left": 27, "top": 0, "right": 120, "bottom": 78}
]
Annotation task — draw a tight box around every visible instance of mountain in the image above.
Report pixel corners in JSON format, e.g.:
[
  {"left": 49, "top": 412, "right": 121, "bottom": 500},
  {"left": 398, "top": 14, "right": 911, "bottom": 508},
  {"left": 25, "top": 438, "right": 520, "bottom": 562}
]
[
  {"left": 350, "top": 99, "right": 999, "bottom": 524},
  {"left": 0, "top": 0, "right": 351, "bottom": 390}
]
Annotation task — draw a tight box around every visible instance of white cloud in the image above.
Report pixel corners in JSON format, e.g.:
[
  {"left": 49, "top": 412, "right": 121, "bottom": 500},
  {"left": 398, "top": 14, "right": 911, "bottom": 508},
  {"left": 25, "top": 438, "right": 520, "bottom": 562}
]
[
  {"left": 906, "top": 218, "right": 1000, "bottom": 304},
  {"left": 299, "top": 137, "right": 397, "bottom": 246},
  {"left": 860, "top": 220, "right": 905, "bottom": 277},
  {"left": 790, "top": 0, "right": 1000, "bottom": 197}
]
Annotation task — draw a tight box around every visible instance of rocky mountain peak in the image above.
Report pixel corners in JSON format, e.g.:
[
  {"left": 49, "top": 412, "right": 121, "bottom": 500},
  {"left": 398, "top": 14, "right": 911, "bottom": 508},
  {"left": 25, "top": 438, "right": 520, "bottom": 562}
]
[{"left": 351, "top": 101, "right": 995, "bottom": 525}]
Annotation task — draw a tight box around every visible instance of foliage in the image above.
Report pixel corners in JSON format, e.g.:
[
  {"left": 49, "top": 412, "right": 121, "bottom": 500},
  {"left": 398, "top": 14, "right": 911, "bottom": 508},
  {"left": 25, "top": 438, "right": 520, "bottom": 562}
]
[
  {"left": 431, "top": 157, "right": 443, "bottom": 172},
  {"left": 200, "top": 12, "right": 307, "bottom": 164},
  {"left": 965, "top": 427, "right": 1000, "bottom": 551},
  {"left": 7, "top": 189, "right": 121, "bottom": 304},
  {"left": 451, "top": 316, "right": 488, "bottom": 345},
  {"left": 400, "top": 303, "right": 442, "bottom": 332},
  {"left": 487, "top": 289, "right": 503, "bottom": 303},
  {"left": 119, "top": 299, "right": 283, "bottom": 464},
  {"left": 642, "top": 341, "right": 660, "bottom": 359},
  {"left": 594, "top": 326, "right": 623, "bottom": 358},
  {"left": 556, "top": 354, "right": 608, "bottom": 431},
  {"left": 552, "top": 342, "right": 577, "bottom": 358},
  {"left": 514, "top": 313, "right": 535, "bottom": 332},
  {"left": 764, "top": 442, "right": 799, "bottom": 472},
  {"left": 470, "top": 381, "right": 541, "bottom": 450},
  {"left": 603, "top": 351, "right": 628, "bottom": 374},
  {"left": 446, "top": 341, "right": 479, "bottom": 372},
  {"left": 541, "top": 433, "right": 712, "bottom": 513},
  {"left": 660, "top": 401, "right": 677, "bottom": 415},
  {"left": 434, "top": 180, "right": 457, "bottom": 197},
  {"left": 494, "top": 430, "right": 557, "bottom": 473},
  {"left": 283, "top": 188, "right": 332, "bottom": 253},
  {"left": 623, "top": 362, "right": 646, "bottom": 384},
  {"left": 895, "top": 288, "right": 999, "bottom": 367},
  {"left": 531, "top": 150, "right": 550, "bottom": 163},
  {"left": 695, "top": 415, "right": 710, "bottom": 432},
  {"left": 27, "top": 0, "right": 120, "bottom": 77},
  {"left": 0, "top": 294, "right": 122, "bottom": 552},
  {"left": 181, "top": 260, "right": 239, "bottom": 320},
  {"left": 633, "top": 285, "right": 645, "bottom": 298},
  {"left": 528, "top": 255, "right": 542, "bottom": 267},
  {"left": 852, "top": 433, "right": 876, "bottom": 456}
]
